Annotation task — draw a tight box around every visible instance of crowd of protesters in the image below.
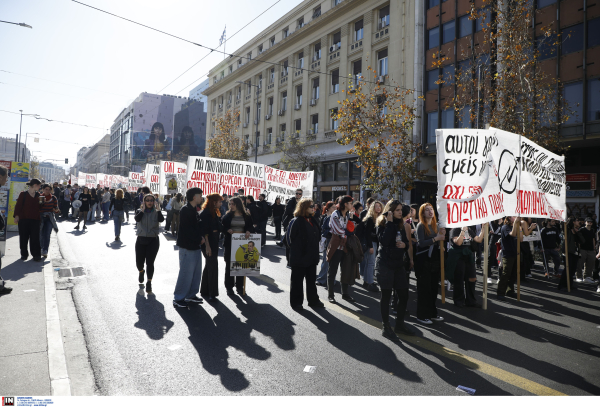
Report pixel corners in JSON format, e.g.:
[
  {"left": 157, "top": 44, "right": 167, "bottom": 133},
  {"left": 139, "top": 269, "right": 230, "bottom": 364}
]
[{"left": 3, "top": 167, "right": 599, "bottom": 344}]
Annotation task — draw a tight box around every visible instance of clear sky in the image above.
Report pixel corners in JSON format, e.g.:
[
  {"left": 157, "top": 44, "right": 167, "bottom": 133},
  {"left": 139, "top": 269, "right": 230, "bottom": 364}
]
[{"left": 0, "top": 0, "right": 302, "bottom": 173}]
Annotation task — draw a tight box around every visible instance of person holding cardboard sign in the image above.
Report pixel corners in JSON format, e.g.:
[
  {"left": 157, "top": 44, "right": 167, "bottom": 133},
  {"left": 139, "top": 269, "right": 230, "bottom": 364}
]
[{"left": 222, "top": 197, "right": 254, "bottom": 296}]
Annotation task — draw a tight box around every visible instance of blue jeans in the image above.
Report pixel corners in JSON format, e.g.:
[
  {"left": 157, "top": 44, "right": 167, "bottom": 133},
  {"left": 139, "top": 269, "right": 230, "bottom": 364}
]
[
  {"left": 112, "top": 210, "right": 123, "bottom": 237},
  {"left": 102, "top": 202, "right": 110, "bottom": 220},
  {"left": 40, "top": 215, "right": 53, "bottom": 253},
  {"left": 174, "top": 248, "right": 203, "bottom": 301},
  {"left": 316, "top": 238, "right": 330, "bottom": 284},
  {"left": 544, "top": 249, "right": 562, "bottom": 274},
  {"left": 88, "top": 204, "right": 97, "bottom": 221},
  {"left": 363, "top": 242, "right": 378, "bottom": 284}
]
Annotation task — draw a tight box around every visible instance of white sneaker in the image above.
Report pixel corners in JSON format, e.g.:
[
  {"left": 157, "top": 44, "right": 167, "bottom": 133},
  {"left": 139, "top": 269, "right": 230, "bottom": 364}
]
[
  {"left": 487, "top": 278, "right": 494, "bottom": 284},
  {"left": 431, "top": 316, "right": 444, "bottom": 322},
  {"left": 597, "top": 286, "right": 600, "bottom": 293},
  {"left": 445, "top": 280, "right": 453, "bottom": 291},
  {"left": 416, "top": 318, "right": 433, "bottom": 325},
  {"left": 583, "top": 277, "right": 596, "bottom": 284},
  {"left": 575, "top": 278, "right": 583, "bottom": 283}
]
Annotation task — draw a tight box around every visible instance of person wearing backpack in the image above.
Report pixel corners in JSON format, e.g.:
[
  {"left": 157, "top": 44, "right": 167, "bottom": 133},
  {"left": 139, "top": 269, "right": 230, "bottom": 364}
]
[
  {"left": 287, "top": 197, "right": 325, "bottom": 310},
  {"left": 13, "top": 178, "right": 43, "bottom": 261}
]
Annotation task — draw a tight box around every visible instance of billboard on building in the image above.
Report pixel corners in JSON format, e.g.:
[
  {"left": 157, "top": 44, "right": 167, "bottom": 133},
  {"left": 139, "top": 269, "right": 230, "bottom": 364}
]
[
  {"left": 131, "top": 93, "right": 187, "bottom": 168},
  {"left": 173, "top": 100, "right": 206, "bottom": 161}
]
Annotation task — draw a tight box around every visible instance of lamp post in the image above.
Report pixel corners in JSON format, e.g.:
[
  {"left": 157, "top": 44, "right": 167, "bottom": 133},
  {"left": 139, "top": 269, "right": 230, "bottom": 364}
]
[
  {"left": 236, "top": 81, "right": 261, "bottom": 163},
  {"left": 15, "top": 111, "right": 39, "bottom": 161},
  {"left": 0, "top": 20, "right": 33, "bottom": 29},
  {"left": 22, "top": 132, "right": 38, "bottom": 162}
]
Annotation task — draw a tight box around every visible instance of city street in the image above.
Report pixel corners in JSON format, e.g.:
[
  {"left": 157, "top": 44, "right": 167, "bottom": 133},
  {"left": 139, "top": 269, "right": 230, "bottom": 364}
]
[{"left": 49, "top": 214, "right": 600, "bottom": 396}]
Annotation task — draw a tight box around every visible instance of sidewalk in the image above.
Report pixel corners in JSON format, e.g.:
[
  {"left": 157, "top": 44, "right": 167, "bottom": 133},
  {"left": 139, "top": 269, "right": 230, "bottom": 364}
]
[{"left": 0, "top": 232, "right": 51, "bottom": 395}]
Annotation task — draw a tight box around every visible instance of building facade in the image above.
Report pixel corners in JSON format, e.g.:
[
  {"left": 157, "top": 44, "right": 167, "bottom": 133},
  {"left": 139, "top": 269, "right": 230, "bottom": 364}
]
[
  {"left": 72, "top": 147, "right": 89, "bottom": 177},
  {"left": 0, "top": 137, "right": 31, "bottom": 163},
  {"left": 204, "top": 0, "right": 420, "bottom": 204},
  {"left": 82, "top": 134, "right": 110, "bottom": 174},
  {"left": 189, "top": 79, "right": 210, "bottom": 113},
  {"left": 421, "top": 0, "right": 600, "bottom": 214},
  {"left": 38, "top": 162, "right": 65, "bottom": 184}
]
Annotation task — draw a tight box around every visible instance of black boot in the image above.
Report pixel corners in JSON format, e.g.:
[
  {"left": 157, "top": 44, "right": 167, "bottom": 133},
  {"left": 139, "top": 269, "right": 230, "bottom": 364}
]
[
  {"left": 382, "top": 323, "right": 399, "bottom": 342},
  {"left": 394, "top": 321, "right": 416, "bottom": 336},
  {"left": 328, "top": 286, "right": 336, "bottom": 303}
]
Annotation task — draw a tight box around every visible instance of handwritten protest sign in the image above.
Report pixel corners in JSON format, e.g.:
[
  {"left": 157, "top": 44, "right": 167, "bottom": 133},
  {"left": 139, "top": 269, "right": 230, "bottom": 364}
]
[
  {"left": 96, "top": 173, "right": 109, "bottom": 188},
  {"left": 436, "top": 128, "right": 566, "bottom": 228},
  {"left": 128, "top": 172, "right": 144, "bottom": 193},
  {"left": 144, "top": 164, "right": 160, "bottom": 194},
  {"left": 85, "top": 173, "right": 96, "bottom": 189},
  {"left": 159, "top": 161, "right": 187, "bottom": 195},
  {"left": 229, "top": 233, "right": 261, "bottom": 276},
  {"left": 77, "top": 172, "right": 87, "bottom": 187},
  {"left": 263, "top": 166, "right": 314, "bottom": 204}
]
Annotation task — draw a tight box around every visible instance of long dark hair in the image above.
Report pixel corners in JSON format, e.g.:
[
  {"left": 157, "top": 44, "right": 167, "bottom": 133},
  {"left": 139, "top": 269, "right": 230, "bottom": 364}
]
[
  {"left": 150, "top": 122, "right": 166, "bottom": 143},
  {"left": 202, "top": 193, "right": 223, "bottom": 218},
  {"left": 377, "top": 200, "right": 410, "bottom": 227},
  {"left": 176, "top": 192, "right": 183, "bottom": 203},
  {"left": 180, "top": 126, "right": 197, "bottom": 146},
  {"left": 228, "top": 197, "right": 249, "bottom": 220}
]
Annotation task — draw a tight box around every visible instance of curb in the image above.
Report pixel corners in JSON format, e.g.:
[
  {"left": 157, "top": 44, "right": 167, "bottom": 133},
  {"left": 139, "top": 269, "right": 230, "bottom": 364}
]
[{"left": 44, "top": 260, "right": 72, "bottom": 396}]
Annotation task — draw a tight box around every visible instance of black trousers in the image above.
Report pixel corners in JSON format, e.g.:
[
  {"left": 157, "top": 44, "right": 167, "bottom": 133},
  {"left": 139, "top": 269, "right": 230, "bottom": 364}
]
[
  {"left": 487, "top": 235, "right": 500, "bottom": 277},
  {"left": 453, "top": 256, "right": 477, "bottom": 306},
  {"left": 18, "top": 219, "right": 41, "bottom": 259},
  {"left": 274, "top": 216, "right": 282, "bottom": 239},
  {"left": 558, "top": 253, "right": 577, "bottom": 290},
  {"left": 60, "top": 201, "right": 70, "bottom": 218},
  {"left": 290, "top": 265, "right": 319, "bottom": 307},
  {"left": 415, "top": 254, "right": 441, "bottom": 319},
  {"left": 327, "top": 249, "right": 348, "bottom": 294},
  {"left": 135, "top": 237, "right": 159, "bottom": 280},
  {"left": 497, "top": 256, "right": 517, "bottom": 296},
  {"left": 224, "top": 261, "right": 244, "bottom": 291},
  {"left": 200, "top": 232, "right": 219, "bottom": 298}
]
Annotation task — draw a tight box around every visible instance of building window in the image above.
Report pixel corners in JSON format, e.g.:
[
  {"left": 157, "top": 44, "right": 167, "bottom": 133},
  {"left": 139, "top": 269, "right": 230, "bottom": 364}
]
[
  {"left": 311, "top": 77, "right": 320, "bottom": 100},
  {"left": 268, "top": 97, "right": 273, "bottom": 115},
  {"left": 228, "top": 91, "right": 232, "bottom": 104},
  {"left": 311, "top": 114, "right": 319, "bottom": 133},
  {"left": 314, "top": 42, "right": 321, "bottom": 61},
  {"left": 458, "top": 15, "right": 472, "bottom": 38},
  {"left": 270, "top": 36, "right": 275, "bottom": 47},
  {"left": 258, "top": 45, "right": 263, "bottom": 54},
  {"left": 428, "top": 0, "right": 440, "bottom": 8},
  {"left": 296, "top": 85, "right": 303, "bottom": 106},
  {"left": 323, "top": 163, "right": 334, "bottom": 181},
  {"left": 377, "top": 49, "right": 388, "bottom": 76},
  {"left": 330, "top": 108, "right": 338, "bottom": 130},
  {"left": 354, "top": 20, "right": 364, "bottom": 42},
  {"left": 283, "top": 27, "right": 289, "bottom": 38},
  {"left": 246, "top": 80, "right": 252, "bottom": 93},
  {"left": 352, "top": 59, "right": 362, "bottom": 85},
  {"left": 313, "top": 5, "right": 321, "bottom": 19},
  {"left": 427, "top": 70, "right": 439, "bottom": 91},
  {"left": 427, "top": 112, "right": 438, "bottom": 143},
  {"left": 295, "top": 118, "right": 302, "bottom": 134},
  {"left": 561, "top": 24, "right": 584, "bottom": 55},
  {"left": 280, "top": 123, "right": 286, "bottom": 140},
  {"left": 428, "top": 27, "right": 440, "bottom": 49},
  {"left": 228, "top": 65, "right": 233, "bottom": 73},
  {"left": 257, "top": 102, "right": 261, "bottom": 120},
  {"left": 563, "top": 81, "right": 583, "bottom": 124},
  {"left": 282, "top": 91, "right": 287, "bottom": 111},
  {"left": 282, "top": 60, "right": 289, "bottom": 76},
  {"left": 245, "top": 107, "right": 251, "bottom": 124},
  {"left": 589, "top": 18, "right": 600, "bottom": 48},
  {"left": 237, "top": 86, "right": 241, "bottom": 99},
  {"left": 331, "top": 69, "right": 339, "bottom": 93},
  {"left": 537, "top": 34, "right": 557, "bottom": 60},
  {"left": 334, "top": 0, "right": 343, "bottom": 6},
  {"left": 332, "top": 31, "right": 341, "bottom": 50},
  {"left": 442, "top": 108, "right": 454, "bottom": 129},
  {"left": 379, "top": 5, "right": 390, "bottom": 29},
  {"left": 458, "top": 107, "right": 471, "bottom": 128},
  {"left": 336, "top": 162, "right": 349, "bottom": 181},
  {"left": 298, "top": 52, "right": 304, "bottom": 69},
  {"left": 443, "top": 20, "right": 455, "bottom": 44},
  {"left": 476, "top": 8, "right": 491, "bottom": 32},
  {"left": 588, "top": 78, "right": 600, "bottom": 121},
  {"left": 537, "top": 0, "right": 557, "bottom": 8},
  {"left": 297, "top": 17, "right": 304, "bottom": 29},
  {"left": 247, "top": 52, "right": 252, "bottom": 61},
  {"left": 442, "top": 64, "right": 455, "bottom": 85},
  {"left": 270, "top": 68, "right": 275, "bottom": 83},
  {"left": 267, "top": 128, "right": 272, "bottom": 144},
  {"left": 258, "top": 74, "right": 262, "bottom": 89}
]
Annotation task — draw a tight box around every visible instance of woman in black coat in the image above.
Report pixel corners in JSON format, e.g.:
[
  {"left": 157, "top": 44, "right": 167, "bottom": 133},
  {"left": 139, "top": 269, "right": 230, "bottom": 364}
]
[
  {"left": 221, "top": 197, "right": 255, "bottom": 295},
  {"left": 287, "top": 197, "right": 325, "bottom": 311},
  {"left": 272, "top": 197, "right": 285, "bottom": 240},
  {"left": 375, "top": 200, "right": 415, "bottom": 341},
  {"left": 199, "top": 193, "right": 223, "bottom": 301}
]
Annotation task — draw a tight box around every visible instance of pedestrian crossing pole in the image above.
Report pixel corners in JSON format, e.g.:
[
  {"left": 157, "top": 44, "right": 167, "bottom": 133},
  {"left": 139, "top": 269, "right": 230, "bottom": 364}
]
[
  {"left": 440, "top": 240, "right": 445, "bottom": 304},
  {"left": 483, "top": 222, "right": 489, "bottom": 310}
]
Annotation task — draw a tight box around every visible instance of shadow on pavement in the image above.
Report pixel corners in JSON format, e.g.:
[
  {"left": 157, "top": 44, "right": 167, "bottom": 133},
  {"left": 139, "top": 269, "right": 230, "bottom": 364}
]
[
  {"left": 0, "top": 258, "right": 45, "bottom": 284},
  {"left": 177, "top": 294, "right": 296, "bottom": 392},
  {"left": 106, "top": 241, "right": 127, "bottom": 250},
  {"left": 134, "top": 290, "right": 174, "bottom": 340}
]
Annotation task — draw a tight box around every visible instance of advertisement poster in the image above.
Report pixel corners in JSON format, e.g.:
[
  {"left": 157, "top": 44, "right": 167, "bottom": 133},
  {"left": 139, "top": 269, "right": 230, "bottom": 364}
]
[
  {"left": 436, "top": 127, "right": 566, "bottom": 228},
  {"left": 144, "top": 164, "right": 160, "bottom": 194},
  {"left": 229, "top": 233, "right": 261, "bottom": 276},
  {"left": 0, "top": 160, "right": 11, "bottom": 255},
  {"left": 158, "top": 160, "right": 187, "bottom": 195},
  {"left": 185, "top": 156, "right": 266, "bottom": 199},
  {"left": 128, "top": 172, "right": 144, "bottom": 193},
  {"left": 263, "top": 166, "right": 315, "bottom": 204},
  {"left": 7, "top": 162, "right": 30, "bottom": 227},
  {"left": 131, "top": 93, "right": 187, "bottom": 168}
]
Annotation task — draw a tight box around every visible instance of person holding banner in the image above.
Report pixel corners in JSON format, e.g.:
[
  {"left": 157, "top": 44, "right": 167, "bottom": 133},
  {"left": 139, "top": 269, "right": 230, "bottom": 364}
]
[
  {"left": 199, "top": 193, "right": 223, "bottom": 302},
  {"left": 135, "top": 194, "right": 165, "bottom": 294},
  {"left": 558, "top": 218, "right": 583, "bottom": 291},
  {"left": 287, "top": 197, "right": 325, "bottom": 310},
  {"left": 519, "top": 218, "right": 538, "bottom": 282},
  {"left": 375, "top": 201, "right": 415, "bottom": 340},
  {"left": 415, "top": 203, "right": 446, "bottom": 324},
  {"left": 487, "top": 219, "right": 504, "bottom": 284},
  {"left": 497, "top": 217, "right": 523, "bottom": 300},
  {"left": 541, "top": 219, "right": 562, "bottom": 278},
  {"left": 221, "top": 197, "right": 254, "bottom": 296},
  {"left": 448, "top": 225, "right": 485, "bottom": 308}
]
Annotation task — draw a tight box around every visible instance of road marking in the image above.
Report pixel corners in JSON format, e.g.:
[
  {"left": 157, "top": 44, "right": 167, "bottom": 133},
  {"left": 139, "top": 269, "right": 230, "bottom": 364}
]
[
  {"left": 167, "top": 344, "right": 182, "bottom": 351},
  {"left": 254, "top": 274, "right": 566, "bottom": 396}
]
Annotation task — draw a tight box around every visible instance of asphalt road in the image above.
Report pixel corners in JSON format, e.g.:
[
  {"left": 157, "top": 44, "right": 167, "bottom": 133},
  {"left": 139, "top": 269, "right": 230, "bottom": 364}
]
[{"left": 53, "top": 214, "right": 600, "bottom": 396}]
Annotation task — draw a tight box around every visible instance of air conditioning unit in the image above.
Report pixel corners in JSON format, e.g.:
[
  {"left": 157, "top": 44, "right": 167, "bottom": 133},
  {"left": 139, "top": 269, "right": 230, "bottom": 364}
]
[
  {"left": 307, "top": 129, "right": 313, "bottom": 135},
  {"left": 294, "top": 104, "right": 301, "bottom": 110},
  {"left": 376, "top": 76, "right": 385, "bottom": 84},
  {"left": 278, "top": 109, "right": 285, "bottom": 116},
  {"left": 254, "top": 119, "right": 259, "bottom": 125},
  {"left": 265, "top": 114, "right": 271, "bottom": 120},
  {"left": 329, "top": 45, "right": 335, "bottom": 53},
  {"left": 243, "top": 123, "right": 248, "bottom": 128},
  {"left": 218, "top": 104, "right": 223, "bottom": 108},
  {"left": 310, "top": 99, "right": 317, "bottom": 106}
]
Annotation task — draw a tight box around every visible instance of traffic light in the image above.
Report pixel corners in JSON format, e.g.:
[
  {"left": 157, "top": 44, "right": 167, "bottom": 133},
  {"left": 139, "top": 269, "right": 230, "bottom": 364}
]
[{"left": 65, "top": 158, "right": 68, "bottom": 164}]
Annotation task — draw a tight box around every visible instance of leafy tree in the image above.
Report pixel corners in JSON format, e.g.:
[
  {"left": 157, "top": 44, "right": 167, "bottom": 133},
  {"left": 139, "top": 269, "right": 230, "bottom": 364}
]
[
  {"left": 433, "top": 0, "right": 574, "bottom": 152},
  {"left": 336, "top": 69, "right": 425, "bottom": 198},
  {"left": 206, "top": 109, "right": 249, "bottom": 161},
  {"left": 277, "top": 136, "right": 325, "bottom": 172}
]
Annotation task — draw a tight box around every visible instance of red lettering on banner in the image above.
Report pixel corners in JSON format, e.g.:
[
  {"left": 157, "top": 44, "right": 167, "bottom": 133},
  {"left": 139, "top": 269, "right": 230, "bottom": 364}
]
[
  {"left": 446, "top": 196, "right": 488, "bottom": 225},
  {"left": 515, "top": 190, "right": 548, "bottom": 216},
  {"left": 151, "top": 175, "right": 159, "bottom": 183},
  {"left": 164, "top": 162, "right": 174, "bottom": 173},
  {"left": 487, "top": 192, "right": 505, "bottom": 215}
]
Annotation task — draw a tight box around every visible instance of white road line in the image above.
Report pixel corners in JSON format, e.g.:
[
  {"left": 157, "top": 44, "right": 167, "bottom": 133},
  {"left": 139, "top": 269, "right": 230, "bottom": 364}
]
[{"left": 44, "top": 261, "right": 71, "bottom": 396}]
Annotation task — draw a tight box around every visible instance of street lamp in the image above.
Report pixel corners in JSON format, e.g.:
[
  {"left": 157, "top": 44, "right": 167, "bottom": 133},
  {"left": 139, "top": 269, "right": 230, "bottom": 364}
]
[
  {"left": 22, "top": 132, "right": 38, "bottom": 162},
  {"left": 15, "top": 110, "right": 39, "bottom": 161},
  {"left": 0, "top": 20, "right": 33, "bottom": 29},
  {"left": 235, "top": 81, "right": 261, "bottom": 163}
]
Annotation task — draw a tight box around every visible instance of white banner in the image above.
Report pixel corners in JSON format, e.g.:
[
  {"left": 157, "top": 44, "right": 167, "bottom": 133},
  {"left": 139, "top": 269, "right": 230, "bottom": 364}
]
[
  {"left": 229, "top": 233, "right": 261, "bottom": 276},
  {"left": 77, "top": 172, "right": 87, "bottom": 187},
  {"left": 128, "top": 172, "right": 144, "bottom": 193},
  {"left": 158, "top": 160, "right": 187, "bottom": 195},
  {"left": 144, "top": 164, "right": 160, "bottom": 194},
  {"left": 96, "top": 173, "right": 109, "bottom": 189},
  {"left": 263, "top": 166, "right": 314, "bottom": 204},
  {"left": 185, "top": 156, "right": 266, "bottom": 199},
  {"left": 436, "top": 127, "right": 566, "bottom": 228},
  {"left": 85, "top": 173, "right": 97, "bottom": 189}
]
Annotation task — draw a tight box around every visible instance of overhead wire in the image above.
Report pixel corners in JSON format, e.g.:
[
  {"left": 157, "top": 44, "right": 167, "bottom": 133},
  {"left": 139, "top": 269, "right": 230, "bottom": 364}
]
[{"left": 0, "top": 109, "right": 108, "bottom": 130}]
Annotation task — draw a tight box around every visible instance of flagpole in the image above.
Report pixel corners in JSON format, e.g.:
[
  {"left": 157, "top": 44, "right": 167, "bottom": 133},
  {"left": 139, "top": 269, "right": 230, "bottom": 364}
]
[{"left": 223, "top": 25, "right": 226, "bottom": 60}]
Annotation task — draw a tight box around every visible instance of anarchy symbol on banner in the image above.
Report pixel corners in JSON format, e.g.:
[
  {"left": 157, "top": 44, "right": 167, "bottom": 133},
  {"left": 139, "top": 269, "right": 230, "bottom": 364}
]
[{"left": 497, "top": 149, "right": 520, "bottom": 195}]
